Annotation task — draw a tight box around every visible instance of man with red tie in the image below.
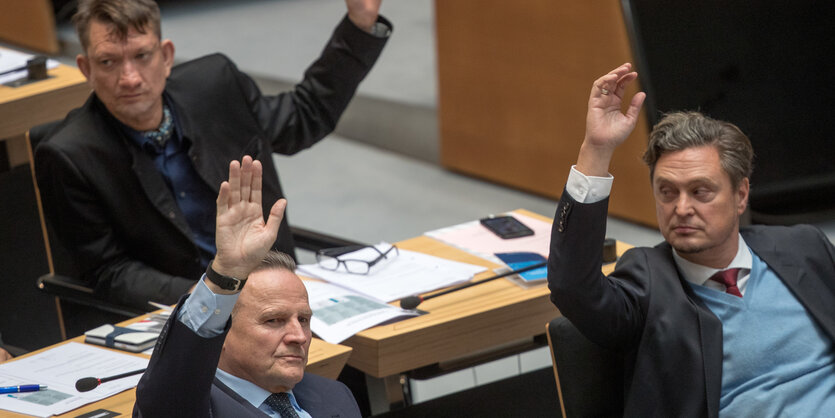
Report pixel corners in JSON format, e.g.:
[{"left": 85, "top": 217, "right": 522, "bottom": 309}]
[{"left": 547, "top": 63, "right": 835, "bottom": 416}]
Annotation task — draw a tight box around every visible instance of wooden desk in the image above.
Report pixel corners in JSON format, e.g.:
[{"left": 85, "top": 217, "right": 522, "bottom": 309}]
[
  {"left": 0, "top": 50, "right": 89, "bottom": 167},
  {"left": 339, "top": 209, "right": 630, "bottom": 403},
  {"left": 3, "top": 312, "right": 353, "bottom": 417}
]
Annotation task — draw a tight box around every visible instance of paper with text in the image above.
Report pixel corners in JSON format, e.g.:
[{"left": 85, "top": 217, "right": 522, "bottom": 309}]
[{"left": 0, "top": 342, "right": 149, "bottom": 417}]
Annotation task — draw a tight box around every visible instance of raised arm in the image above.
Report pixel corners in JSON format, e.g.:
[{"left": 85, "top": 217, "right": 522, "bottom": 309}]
[
  {"left": 243, "top": 1, "right": 390, "bottom": 155},
  {"left": 346, "top": 0, "right": 382, "bottom": 32},
  {"left": 548, "top": 64, "right": 648, "bottom": 349},
  {"left": 134, "top": 157, "right": 285, "bottom": 417},
  {"left": 575, "top": 63, "right": 646, "bottom": 177}
]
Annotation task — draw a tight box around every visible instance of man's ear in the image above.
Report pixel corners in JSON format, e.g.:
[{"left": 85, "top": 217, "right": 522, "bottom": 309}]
[
  {"left": 161, "top": 39, "right": 175, "bottom": 77},
  {"left": 76, "top": 54, "right": 91, "bottom": 81},
  {"left": 737, "top": 177, "right": 750, "bottom": 215}
]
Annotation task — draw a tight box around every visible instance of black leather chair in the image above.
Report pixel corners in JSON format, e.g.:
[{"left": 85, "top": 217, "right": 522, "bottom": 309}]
[
  {"left": 27, "top": 121, "right": 363, "bottom": 339},
  {"left": 546, "top": 316, "right": 624, "bottom": 418}
]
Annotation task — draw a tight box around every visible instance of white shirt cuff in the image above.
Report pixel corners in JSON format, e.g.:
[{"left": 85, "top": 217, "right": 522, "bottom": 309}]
[{"left": 566, "top": 165, "right": 614, "bottom": 203}]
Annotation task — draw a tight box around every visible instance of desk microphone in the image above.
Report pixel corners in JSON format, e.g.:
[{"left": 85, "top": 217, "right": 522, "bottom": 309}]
[
  {"left": 75, "top": 368, "right": 147, "bottom": 392},
  {"left": 399, "top": 261, "right": 548, "bottom": 310}
]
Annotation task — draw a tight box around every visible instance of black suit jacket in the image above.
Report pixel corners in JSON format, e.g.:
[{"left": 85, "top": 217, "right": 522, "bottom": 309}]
[
  {"left": 134, "top": 295, "right": 361, "bottom": 418},
  {"left": 35, "top": 16, "right": 389, "bottom": 310},
  {"left": 547, "top": 191, "right": 835, "bottom": 417}
]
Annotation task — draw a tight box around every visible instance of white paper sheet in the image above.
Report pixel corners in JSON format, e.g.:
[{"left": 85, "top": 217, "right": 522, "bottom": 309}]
[
  {"left": 424, "top": 212, "right": 552, "bottom": 262},
  {"left": 297, "top": 243, "right": 486, "bottom": 302},
  {"left": 303, "top": 281, "right": 419, "bottom": 343},
  {"left": 0, "top": 342, "right": 149, "bottom": 417}
]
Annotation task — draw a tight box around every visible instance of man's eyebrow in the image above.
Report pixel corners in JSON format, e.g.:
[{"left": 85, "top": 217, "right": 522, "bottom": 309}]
[{"left": 654, "top": 175, "right": 717, "bottom": 187}]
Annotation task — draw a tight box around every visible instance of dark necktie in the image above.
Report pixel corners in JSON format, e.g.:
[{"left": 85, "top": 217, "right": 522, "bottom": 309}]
[
  {"left": 709, "top": 268, "right": 743, "bottom": 297},
  {"left": 264, "top": 392, "right": 300, "bottom": 418}
]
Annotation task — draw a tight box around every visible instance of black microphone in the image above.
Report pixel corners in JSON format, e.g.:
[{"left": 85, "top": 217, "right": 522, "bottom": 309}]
[
  {"left": 75, "top": 368, "right": 147, "bottom": 392},
  {"left": 399, "top": 261, "right": 548, "bottom": 310}
]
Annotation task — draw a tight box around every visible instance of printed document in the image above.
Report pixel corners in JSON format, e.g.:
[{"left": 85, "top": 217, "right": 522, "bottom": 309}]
[
  {"left": 0, "top": 342, "right": 149, "bottom": 417},
  {"left": 303, "top": 280, "right": 419, "bottom": 343}
]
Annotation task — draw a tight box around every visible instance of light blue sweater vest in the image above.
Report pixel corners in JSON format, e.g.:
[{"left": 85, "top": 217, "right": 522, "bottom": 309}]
[{"left": 690, "top": 251, "right": 835, "bottom": 416}]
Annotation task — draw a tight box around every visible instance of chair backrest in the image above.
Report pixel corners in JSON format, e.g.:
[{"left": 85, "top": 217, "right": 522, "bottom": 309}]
[
  {"left": 546, "top": 316, "right": 624, "bottom": 418},
  {"left": 27, "top": 120, "right": 80, "bottom": 279}
]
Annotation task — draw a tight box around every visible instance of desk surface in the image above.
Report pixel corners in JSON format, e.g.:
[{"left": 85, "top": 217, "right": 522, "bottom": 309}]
[
  {"left": 339, "top": 209, "right": 630, "bottom": 378},
  {"left": 3, "top": 311, "right": 353, "bottom": 417},
  {"left": 0, "top": 52, "right": 89, "bottom": 141}
]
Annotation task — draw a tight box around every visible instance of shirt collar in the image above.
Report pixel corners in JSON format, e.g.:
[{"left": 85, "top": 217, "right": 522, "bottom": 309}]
[
  {"left": 214, "top": 368, "right": 302, "bottom": 413},
  {"left": 673, "top": 233, "right": 753, "bottom": 286},
  {"left": 117, "top": 93, "right": 181, "bottom": 153}
]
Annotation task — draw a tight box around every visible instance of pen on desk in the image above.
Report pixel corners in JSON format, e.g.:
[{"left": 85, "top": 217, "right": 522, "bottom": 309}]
[{"left": 0, "top": 384, "right": 47, "bottom": 394}]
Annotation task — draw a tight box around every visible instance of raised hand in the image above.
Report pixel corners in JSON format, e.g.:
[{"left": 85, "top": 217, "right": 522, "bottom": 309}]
[
  {"left": 212, "top": 156, "right": 286, "bottom": 281},
  {"left": 576, "top": 63, "right": 646, "bottom": 177},
  {"left": 346, "top": 0, "right": 382, "bottom": 32}
]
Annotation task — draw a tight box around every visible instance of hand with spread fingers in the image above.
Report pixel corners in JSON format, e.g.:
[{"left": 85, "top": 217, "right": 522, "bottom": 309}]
[
  {"left": 576, "top": 63, "right": 646, "bottom": 177},
  {"left": 211, "top": 156, "right": 287, "bottom": 285}
]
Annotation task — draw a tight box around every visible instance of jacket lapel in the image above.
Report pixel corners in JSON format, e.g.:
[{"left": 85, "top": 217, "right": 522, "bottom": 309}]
[
  {"left": 745, "top": 228, "right": 835, "bottom": 341},
  {"left": 658, "top": 243, "right": 723, "bottom": 418}
]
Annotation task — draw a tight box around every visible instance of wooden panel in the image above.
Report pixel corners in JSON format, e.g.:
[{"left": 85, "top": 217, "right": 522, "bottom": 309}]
[
  {"left": 0, "top": 0, "right": 59, "bottom": 54},
  {"left": 436, "top": 0, "right": 657, "bottom": 227},
  {"left": 335, "top": 209, "right": 632, "bottom": 377}
]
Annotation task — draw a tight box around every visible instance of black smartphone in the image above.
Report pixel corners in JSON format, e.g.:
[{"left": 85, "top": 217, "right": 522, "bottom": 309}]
[{"left": 479, "top": 215, "right": 534, "bottom": 239}]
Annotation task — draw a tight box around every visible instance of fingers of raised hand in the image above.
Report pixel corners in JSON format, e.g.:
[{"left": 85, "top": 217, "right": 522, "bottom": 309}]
[
  {"left": 240, "top": 155, "right": 253, "bottom": 204},
  {"left": 250, "top": 159, "right": 263, "bottom": 208},
  {"left": 227, "top": 159, "right": 242, "bottom": 206},
  {"left": 592, "top": 63, "right": 635, "bottom": 99}
]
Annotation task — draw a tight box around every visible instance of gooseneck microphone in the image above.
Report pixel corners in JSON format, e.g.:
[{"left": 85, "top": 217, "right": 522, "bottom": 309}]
[
  {"left": 399, "top": 261, "right": 548, "bottom": 310},
  {"left": 75, "top": 368, "right": 147, "bottom": 392}
]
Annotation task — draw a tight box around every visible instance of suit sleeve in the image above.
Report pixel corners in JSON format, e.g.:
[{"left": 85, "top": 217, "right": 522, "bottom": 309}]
[
  {"left": 547, "top": 190, "right": 649, "bottom": 349},
  {"left": 35, "top": 142, "right": 195, "bottom": 310},
  {"left": 236, "top": 15, "right": 390, "bottom": 155},
  {"left": 134, "top": 295, "right": 226, "bottom": 418}
]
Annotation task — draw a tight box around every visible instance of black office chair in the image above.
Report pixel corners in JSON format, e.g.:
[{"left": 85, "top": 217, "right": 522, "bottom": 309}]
[
  {"left": 27, "top": 121, "right": 363, "bottom": 339},
  {"left": 546, "top": 316, "right": 624, "bottom": 418}
]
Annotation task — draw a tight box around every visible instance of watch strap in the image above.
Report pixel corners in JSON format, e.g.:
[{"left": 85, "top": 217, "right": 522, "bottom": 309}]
[{"left": 206, "top": 260, "right": 246, "bottom": 291}]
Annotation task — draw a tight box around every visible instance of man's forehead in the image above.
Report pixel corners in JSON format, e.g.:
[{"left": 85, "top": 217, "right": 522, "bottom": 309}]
[
  {"left": 87, "top": 20, "right": 157, "bottom": 53},
  {"left": 243, "top": 270, "right": 310, "bottom": 305}
]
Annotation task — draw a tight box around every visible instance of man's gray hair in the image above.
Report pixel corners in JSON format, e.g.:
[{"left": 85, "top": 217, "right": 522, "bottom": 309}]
[
  {"left": 643, "top": 111, "right": 754, "bottom": 187},
  {"left": 251, "top": 251, "right": 297, "bottom": 274}
]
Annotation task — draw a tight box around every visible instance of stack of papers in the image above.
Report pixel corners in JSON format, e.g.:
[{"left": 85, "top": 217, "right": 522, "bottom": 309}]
[
  {"left": 303, "top": 281, "right": 419, "bottom": 343},
  {"left": 0, "top": 342, "right": 149, "bottom": 417},
  {"left": 297, "top": 243, "right": 487, "bottom": 302}
]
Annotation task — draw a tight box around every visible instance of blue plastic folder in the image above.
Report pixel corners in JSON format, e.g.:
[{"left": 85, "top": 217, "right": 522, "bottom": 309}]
[{"left": 495, "top": 252, "right": 547, "bottom": 282}]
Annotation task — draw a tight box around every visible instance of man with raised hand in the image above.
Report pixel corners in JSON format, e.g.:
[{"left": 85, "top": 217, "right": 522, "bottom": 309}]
[{"left": 135, "top": 156, "right": 360, "bottom": 417}]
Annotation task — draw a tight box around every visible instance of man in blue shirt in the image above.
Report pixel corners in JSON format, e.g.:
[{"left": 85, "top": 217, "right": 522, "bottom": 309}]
[
  {"left": 35, "top": 0, "right": 391, "bottom": 310},
  {"left": 548, "top": 63, "right": 835, "bottom": 416},
  {"left": 135, "top": 156, "right": 360, "bottom": 417}
]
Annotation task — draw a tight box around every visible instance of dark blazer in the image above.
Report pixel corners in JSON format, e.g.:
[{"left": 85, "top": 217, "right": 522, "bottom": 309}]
[
  {"left": 34, "top": 16, "right": 389, "bottom": 310},
  {"left": 547, "top": 191, "right": 835, "bottom": 418},
  {"left": 134, "top": 295, "right": 361, "bottom": 418}
]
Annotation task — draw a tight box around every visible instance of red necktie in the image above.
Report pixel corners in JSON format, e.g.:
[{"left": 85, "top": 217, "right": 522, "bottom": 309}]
[{"left": 709, "top": 268, "right": 743, "bottom": 297}]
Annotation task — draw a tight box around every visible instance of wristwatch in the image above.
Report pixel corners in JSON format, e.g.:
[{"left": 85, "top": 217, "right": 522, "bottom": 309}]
[{"left": 205, "top": 260, "right": 246, "bottom": 292}]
